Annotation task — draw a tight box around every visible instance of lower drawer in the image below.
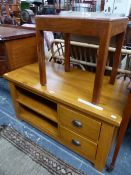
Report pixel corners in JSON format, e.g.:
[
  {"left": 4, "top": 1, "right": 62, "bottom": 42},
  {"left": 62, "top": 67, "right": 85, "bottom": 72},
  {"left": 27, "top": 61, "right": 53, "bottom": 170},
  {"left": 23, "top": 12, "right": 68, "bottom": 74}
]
[{"left": 60, "top": 126, "right": 97, "bottom": 162}]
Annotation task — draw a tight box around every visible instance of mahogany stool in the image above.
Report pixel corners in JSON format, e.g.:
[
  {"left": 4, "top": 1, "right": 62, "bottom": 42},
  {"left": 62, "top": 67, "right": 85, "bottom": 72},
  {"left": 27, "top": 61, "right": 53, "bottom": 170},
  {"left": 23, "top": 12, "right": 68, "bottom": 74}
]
[{"left": 35, "top": 12, "right": 128, "bottom": 104}]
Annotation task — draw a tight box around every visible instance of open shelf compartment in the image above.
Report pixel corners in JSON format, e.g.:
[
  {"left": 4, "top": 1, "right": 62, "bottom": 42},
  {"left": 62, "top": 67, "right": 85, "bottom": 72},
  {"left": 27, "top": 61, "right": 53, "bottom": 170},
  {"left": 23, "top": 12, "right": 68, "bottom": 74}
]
[
  {"left": 19, "top": 104, "right": 59, "bottom": 138},
  {"left": 16, "top": 86, "right": 58, "bottom": 123}
]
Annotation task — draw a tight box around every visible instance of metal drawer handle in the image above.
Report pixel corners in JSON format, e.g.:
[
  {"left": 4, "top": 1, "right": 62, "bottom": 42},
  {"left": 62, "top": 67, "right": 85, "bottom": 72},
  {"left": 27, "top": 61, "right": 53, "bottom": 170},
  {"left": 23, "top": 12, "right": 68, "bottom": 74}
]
[
  {"left": 72, "top": 139, "right": 81, "bottom": 146},
  {"left": 72, "top": 120, "right": 83, "bottom": 128}
]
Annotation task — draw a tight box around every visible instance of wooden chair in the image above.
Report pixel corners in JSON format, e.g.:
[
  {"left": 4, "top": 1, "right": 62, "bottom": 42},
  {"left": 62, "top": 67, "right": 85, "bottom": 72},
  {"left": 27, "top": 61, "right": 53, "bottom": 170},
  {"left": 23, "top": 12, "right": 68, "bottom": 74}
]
[
  {"left": 49, "top": 39, "right": 131, "bottom": 77},
  {"left": 108, "top": 85, "right": 131, "bottom": 171}
]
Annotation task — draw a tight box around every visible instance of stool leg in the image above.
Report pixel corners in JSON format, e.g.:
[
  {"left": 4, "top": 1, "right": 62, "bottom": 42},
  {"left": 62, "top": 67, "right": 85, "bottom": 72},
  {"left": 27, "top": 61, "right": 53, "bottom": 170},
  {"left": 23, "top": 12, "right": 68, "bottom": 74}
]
[
  {"left": 92, "top": 35, "right": 110, "bottom": 104},
  {"left": 110, "top": 32, "right": 125, "bottom": 84},
  {"left": 64, "top": 33, "right": 70, "bottom": 72},
  {"left": 124, "top": 54, "right": 130, "bottom": 80},
  {"left": 36, "top": 30, "right": 46, "bottom": 85},
  {"left": 66, "top": 0, "right": 69, "bottom": 10},
  {"left": 108, "top": 92, "right": 131, "bottom": 171}
]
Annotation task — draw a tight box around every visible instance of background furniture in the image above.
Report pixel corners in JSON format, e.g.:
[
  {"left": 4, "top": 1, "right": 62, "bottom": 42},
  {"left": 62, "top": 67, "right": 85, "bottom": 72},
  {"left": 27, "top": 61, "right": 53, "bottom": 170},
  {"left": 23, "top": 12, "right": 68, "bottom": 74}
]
[
  {"left": 35, "top": 12, "right": 128, "bottom": 104},
  {"left": 0, "top": 26, "right": 37, "bottom": 76},
  {"left": 125, "top": 22, "right": 131, "bottom": 47},
  {"left": 0, "top": 0, "right": 20, "bottom": 24},
  {"left": 100, "top": 0, "right": 104, "bottom": 11}
]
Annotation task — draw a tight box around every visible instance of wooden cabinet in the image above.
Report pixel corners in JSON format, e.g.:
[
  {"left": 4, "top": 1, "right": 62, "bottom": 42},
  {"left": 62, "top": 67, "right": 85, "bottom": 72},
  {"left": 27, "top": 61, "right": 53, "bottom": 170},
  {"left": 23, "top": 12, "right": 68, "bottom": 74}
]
[
  {"left": 0, "top": 26, "right": 37, "bottom": 76},
  {"left": 4, "top": 62, "right": 128, "bottom": 171}
]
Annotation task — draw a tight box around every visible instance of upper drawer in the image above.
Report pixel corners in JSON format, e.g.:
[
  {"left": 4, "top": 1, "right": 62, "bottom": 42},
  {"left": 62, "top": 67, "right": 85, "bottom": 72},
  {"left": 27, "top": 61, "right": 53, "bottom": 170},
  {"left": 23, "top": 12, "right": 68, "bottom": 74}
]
[{"left": 58, "top": 105, "right": 101, "bottom": 141}]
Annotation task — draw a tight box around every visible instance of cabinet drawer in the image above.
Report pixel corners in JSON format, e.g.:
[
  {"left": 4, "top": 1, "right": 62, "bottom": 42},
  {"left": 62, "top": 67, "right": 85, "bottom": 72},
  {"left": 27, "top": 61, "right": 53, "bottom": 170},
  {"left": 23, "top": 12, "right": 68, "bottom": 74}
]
[
  {"left": 58, "top": 105, "right": 101, "bottom": 141},
  {"left": 60, "top": 126, "right": 97, "bottom": 162}
]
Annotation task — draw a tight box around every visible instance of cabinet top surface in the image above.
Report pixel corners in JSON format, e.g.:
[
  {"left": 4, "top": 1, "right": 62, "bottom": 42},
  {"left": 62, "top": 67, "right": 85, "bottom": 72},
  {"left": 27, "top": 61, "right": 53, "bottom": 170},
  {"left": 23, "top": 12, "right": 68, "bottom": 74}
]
[
  {"left": 0, "top": 26, "right": 36, "bottom": 41},
  {"left": 4, "top": 62, "right": 129, "bottom": 126}
]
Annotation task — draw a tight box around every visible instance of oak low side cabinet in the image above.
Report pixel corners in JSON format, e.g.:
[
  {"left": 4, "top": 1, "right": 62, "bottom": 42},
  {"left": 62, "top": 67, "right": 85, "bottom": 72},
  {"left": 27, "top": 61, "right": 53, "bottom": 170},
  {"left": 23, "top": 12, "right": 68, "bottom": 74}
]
[
  {"left": 0, "top": 26, "right": 37, "bottom": 76},
  {"left": 4, "top": 62, "right": 128, "bottom": 171}
]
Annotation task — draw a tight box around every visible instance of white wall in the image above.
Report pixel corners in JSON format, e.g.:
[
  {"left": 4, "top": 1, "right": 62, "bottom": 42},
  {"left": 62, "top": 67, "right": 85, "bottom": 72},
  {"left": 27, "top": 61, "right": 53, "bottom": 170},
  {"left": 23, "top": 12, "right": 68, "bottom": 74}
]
[
  {"left": 104, "top": 0, "right": 131, "bottom": 16},
  {"left": 113, "top": 0, "right": 131, "bottom": 16},
  {"left": 104, "top": 0, "right": 115, "bottom": 14}
]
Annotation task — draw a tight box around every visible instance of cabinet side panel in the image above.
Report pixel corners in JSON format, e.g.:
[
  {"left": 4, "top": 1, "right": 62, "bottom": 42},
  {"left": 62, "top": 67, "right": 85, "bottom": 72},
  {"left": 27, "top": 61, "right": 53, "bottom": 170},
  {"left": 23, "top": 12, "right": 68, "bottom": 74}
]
[{"left": 5, "top": 37, "right": 37, "bottom": 70}]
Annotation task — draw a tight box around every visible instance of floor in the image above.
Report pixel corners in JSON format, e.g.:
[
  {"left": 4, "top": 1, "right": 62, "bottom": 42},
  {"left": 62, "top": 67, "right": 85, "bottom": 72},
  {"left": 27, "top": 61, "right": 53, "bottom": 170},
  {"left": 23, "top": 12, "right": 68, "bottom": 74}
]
[{"left": 0, "top": 77, "right": 131, "bottom": 175}]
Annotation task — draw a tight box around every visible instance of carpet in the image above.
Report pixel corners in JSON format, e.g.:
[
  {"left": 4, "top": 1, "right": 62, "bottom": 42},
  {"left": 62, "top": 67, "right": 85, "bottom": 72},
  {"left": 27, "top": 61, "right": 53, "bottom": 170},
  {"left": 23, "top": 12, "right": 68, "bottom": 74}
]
[{"left": 0, "top": 126, "right": 84, "bottom": 175}]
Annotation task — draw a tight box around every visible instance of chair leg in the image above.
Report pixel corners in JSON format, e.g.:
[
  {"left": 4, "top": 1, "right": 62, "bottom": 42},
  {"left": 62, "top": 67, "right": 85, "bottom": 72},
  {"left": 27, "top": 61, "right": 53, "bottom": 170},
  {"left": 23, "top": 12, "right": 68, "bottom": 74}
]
[{"left": 107, "top": 92, "right": 131, "bottom": 171}]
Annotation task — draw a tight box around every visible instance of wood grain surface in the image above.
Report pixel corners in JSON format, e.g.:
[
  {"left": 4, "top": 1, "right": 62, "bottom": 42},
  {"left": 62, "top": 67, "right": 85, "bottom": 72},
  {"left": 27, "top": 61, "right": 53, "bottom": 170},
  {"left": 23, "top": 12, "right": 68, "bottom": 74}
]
[
  {"left": 4, "top": 62, "right": 129, "bottom": 126},
  {"left": 0, "top": 26, "right": 36, "bottom": 41}
]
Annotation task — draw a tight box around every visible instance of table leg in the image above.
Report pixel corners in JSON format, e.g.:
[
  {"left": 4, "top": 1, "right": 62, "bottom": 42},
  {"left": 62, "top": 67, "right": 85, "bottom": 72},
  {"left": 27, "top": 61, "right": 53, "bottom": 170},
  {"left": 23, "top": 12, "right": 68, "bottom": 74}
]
[
  {"left": 66, "top": 0, "right": 69, "bottom": 10},
  {"left": 64, "top": 33, "right": 71, "bottom": 72},
  {"left": 92, "top": 36, "right": 110, "bottom": 104},
  {"left": 59, "top": 0, "right": 61, "bottom": 10},
  {"left": 110, "top": 32, "right": 125, "bottom": 84},
  {"left": 108, "top": 92, "right": 131, "bottom": 171},
  {"left": 36, "top": 30, "right": 46, "bottom": 85},
  {"left": 72, "top": 0, "right": 75, "bottom": 11}
]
